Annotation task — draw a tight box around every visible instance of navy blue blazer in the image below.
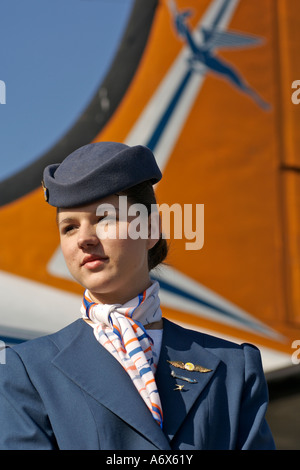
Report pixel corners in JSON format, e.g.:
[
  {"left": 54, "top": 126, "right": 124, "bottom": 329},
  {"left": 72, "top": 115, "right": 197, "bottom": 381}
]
[{"left": 0, "top": 318, "right": 275, "bottom": 450}]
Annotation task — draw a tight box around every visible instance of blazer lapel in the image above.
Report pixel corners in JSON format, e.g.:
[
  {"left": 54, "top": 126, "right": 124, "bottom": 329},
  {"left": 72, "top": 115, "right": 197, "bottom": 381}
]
[
  {"left": 52, "top": 320, "right": 170, "bottom": 450},
  {"left": 155, "top": 319, "right": 221, "bottom": 442}
]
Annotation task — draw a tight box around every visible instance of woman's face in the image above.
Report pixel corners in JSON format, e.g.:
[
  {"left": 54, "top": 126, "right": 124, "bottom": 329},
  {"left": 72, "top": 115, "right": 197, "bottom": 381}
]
[{"left": 58, "top": 195, "right": 157, "bottom": 305}]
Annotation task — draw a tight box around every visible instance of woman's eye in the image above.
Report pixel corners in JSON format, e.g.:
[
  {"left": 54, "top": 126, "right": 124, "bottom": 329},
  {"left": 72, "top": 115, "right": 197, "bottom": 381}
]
[{"left": 62, "top": 225, "right": 77, "bottom": 234}]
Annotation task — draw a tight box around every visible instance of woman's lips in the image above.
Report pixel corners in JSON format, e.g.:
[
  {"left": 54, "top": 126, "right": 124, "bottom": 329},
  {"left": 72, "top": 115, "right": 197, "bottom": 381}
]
[{"left": 81, "top": 255, "right": 108, "bottom": 269}]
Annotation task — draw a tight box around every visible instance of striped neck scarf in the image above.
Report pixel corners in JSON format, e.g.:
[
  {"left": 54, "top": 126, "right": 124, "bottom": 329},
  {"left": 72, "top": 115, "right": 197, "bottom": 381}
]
[{"left": 81, "top": 281, "right": 163, "bottom": 428}]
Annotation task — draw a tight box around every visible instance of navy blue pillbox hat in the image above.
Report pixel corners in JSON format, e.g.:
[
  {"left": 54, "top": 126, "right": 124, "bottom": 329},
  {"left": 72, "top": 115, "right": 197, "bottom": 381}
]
[{"left": 42, "top": 142, "right": 162, "bottom": 208}]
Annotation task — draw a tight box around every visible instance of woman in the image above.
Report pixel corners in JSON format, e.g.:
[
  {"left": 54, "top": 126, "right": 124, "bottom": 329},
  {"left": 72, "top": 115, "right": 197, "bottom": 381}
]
[{"left": 0, "top": 142, "right": 275, "bottom": 450}]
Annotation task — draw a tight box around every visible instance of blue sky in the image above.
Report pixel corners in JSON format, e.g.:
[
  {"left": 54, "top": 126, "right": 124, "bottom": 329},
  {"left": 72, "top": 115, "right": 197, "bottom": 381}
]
[{"left": 0, "top": 0, "right": 134, "bottom": 181}]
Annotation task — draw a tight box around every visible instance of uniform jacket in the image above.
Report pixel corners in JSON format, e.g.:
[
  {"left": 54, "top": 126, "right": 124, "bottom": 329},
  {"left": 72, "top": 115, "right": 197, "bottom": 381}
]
[{"left": 0, "top": 318, "right": 275, "bottom": 450}]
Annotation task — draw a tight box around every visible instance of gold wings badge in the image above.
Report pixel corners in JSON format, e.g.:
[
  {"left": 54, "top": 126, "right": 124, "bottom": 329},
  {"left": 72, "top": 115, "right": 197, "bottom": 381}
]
[{"left": 168, "top": 360, "right": 212, "bottom": 373}]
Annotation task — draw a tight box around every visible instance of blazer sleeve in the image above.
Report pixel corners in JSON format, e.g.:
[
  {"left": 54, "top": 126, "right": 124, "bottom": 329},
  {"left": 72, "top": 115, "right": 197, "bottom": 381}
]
[
  {"left": 237, "top": 343, "right": 276, "bottom": 450},
  {"left": 0, "top": 347, "right": 56, "bottom": 450}
]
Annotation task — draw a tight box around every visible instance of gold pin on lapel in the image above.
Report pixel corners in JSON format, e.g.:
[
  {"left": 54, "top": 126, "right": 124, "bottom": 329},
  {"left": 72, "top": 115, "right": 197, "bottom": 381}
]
[
  {"left": 171, "top": 370, "right": 197, "bottom": 384},
  {"left": 168, "top": 360, "right": 212, "bottom": 373},
  {"left": 174, "top": 384, "right": 185, "bottom": 391}
]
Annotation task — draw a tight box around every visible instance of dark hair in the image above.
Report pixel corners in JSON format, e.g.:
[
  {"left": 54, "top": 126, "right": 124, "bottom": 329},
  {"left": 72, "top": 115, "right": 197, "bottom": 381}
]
[{"left": 118, "top": 181, "right": 168, "bottom": 271}]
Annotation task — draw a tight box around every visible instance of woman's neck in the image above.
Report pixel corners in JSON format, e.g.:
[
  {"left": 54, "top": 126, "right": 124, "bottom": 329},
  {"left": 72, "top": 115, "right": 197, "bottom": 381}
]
[{"left": 88, "top": 278, "right": 153, "bottom": 306}]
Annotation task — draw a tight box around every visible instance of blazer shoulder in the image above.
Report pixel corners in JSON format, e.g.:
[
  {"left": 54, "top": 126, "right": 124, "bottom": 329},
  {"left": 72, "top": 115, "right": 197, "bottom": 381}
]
[
  {"left": 8, "top": 319, "right": 85, "bottom": 363},
  {"left": 163, "top": 317, "right": 246, "bottom": 350},
  {"left": 163, "top": 318, "right": 261, "bottom": 367}
]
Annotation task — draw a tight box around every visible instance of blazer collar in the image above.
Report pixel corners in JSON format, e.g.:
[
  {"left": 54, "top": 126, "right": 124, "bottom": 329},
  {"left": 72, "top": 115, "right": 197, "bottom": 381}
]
[
  {"left": 156, "top": 319, "right": 221, "bottom": 442},
  {"left": 51, "top": 319, "right": 170, "bottom": 450}
]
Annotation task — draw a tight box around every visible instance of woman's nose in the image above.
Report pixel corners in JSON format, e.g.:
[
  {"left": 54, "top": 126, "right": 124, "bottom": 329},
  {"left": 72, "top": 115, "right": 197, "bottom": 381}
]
[{"left": 77, "top": 224, "right": 99, "bottom": 249}]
